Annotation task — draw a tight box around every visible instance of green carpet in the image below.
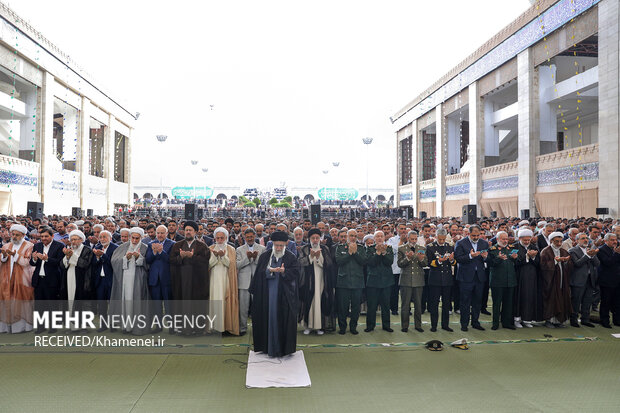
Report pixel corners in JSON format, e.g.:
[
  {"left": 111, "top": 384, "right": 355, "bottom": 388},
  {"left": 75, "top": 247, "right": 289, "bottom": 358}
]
[{"left": 1, "top": 312, "right": 619, "bottom": 412}]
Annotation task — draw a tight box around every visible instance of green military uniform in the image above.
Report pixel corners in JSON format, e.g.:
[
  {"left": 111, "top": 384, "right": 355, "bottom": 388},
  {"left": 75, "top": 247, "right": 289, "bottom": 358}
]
[
  {"left": 397, "top": 244, "right": 427, "bottom": 331},
  {"left": 335, "top": 242, "right": 367, "bottom": 334},
  {"left": 365, "top": 244, "right": 394, "bottom": 331},
  {"left": 488, "top": 243, "right": 518, "bottom": 329}
]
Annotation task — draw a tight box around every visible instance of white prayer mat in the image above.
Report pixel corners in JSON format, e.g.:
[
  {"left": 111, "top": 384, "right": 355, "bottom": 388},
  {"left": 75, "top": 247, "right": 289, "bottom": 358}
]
[{"left": 245, "top": 350, "right": 311, "bottom": 388}]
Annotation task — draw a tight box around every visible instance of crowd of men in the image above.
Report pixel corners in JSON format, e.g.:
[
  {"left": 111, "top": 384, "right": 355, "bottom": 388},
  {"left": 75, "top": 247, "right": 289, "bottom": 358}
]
[{"left": 0, "top": 213, "right": 619, "bottom": 357}]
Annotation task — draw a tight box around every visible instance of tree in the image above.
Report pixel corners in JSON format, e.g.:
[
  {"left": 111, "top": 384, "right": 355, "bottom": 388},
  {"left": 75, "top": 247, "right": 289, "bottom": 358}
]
[
  {"left": 239, "top": 195, "right": 249, "bottom": 204},
  {"left": 253, "top": 197, "right": 261, "bottom": 206},
  {"left": 276, "top": 202, "right": 292, "bottom": 208},
  {"left": 283, "top": 196, "right": 292, "bottom": 203},
  {"left": 269, "top": 197, "right": 278, "bottom": 205},
  {"left": 243, "top": 202, "right": 256, "bottom": 207}
]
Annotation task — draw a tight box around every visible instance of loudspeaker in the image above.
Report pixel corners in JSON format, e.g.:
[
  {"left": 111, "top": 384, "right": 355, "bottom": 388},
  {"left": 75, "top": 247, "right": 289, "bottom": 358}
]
[
  {"left": 196, "top": 208, "right": 204, "bottom": 220},
  {"left": 310, "top": 204, "right": 321, "bottom": 225},
  {"left": 490, "top": 211, "right": 497, "bottom": 219},
  {"left": 86, "top": 209, "right": 93, "bottom": 217},
  {"left": 462, "top": 204, "right": 477, "bottom": 225},
  {"left": 72, "top": 207, "right": 83, "bottom": 217},
  {"left": 350, "top": 209, "right": 355, "bottom": 220},
  {"left": 520, "top": 209, "right": 530, "bottom": 220},
  {"left": 419, "top": 211, "right": 427, "bottom": 219},
  {"left": 27, "top": 201, "right": 43, "bottom": 219},
  {"left": 185, "top": 203, "right": 197, "bottom": 220},
  {"left": 400, "top": 206, "right": 413, "bottom": 219},
  {"left": 302, "top": 209, "right": 309, "bottom": 219},
  {"left": 596, "top": 207, "right": 609, "bottom": 215}
]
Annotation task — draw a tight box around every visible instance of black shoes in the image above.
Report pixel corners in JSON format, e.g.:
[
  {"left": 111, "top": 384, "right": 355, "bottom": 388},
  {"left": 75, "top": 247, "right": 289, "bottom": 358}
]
[
  {"left": 481, "top": 309, "right": 491, "bottom": 315},
  {"left": 570, "top": 321, "right": 580, "bottom": 328},
  {"left": 491, "top": 325, "right": 499, "bottom": 330},
  {"left": 461, "top": 326, "right": 468, "bottom": 332},
  {"left": 382, "top": 327, "right": 394, "bottom": 333},
  {"left": 442, "top": 326, "right": 453, "bottom": 332},
  {"left": 401, "top": 328, "right": 408, "bottom": 332},
  {"left": 97, "top": 326, "right": 108, "bottom": 333},
  {"left": 415, "top": 327, "right": 424, "bottom": 333},
  {"left": 364, "top": 327, "right": 374, "bottom": 333},
  {"left": 601, "top": 323, "right": 612, "bottom": 329},
  {"left": 430, "top": 327, "right": 437, "bottom": 332},
  {"left": 581, "top": 321, "right": 595, "bottom": 327},
  {"left": 338, "top": 329, "right": 346, "bottom": 335},
  {"left": 350, "top": 329, "right": 359, "bottom": 335},
  {"left": 472, "top": 325, "right": 485, "bottom": 331}
]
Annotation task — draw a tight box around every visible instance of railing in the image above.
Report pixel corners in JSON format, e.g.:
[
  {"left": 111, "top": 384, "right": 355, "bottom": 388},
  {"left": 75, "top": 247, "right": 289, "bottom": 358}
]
[
  {"left": 481, "top": 161, "right": 518, "bottom": 180},
  {"left": 536, "top": 143, "right": 598, "bottom": 171}
]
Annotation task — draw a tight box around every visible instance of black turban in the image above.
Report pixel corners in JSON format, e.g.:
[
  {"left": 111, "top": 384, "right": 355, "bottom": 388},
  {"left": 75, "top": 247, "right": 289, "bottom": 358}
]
[
  {"left": 270, "top": 231, "right": 288, "bottom": 242},
  {"left": 308, "top": 228, "right": 321, "bottom": 239},
  {"left": 184, "top": 220, "right": 199, "bottom": 232}
]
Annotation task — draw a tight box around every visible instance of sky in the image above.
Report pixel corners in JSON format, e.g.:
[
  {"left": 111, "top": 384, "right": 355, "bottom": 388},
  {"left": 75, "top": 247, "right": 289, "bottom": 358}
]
[{"left": 12, "top": 0, "right": 531, "bottom": 191}]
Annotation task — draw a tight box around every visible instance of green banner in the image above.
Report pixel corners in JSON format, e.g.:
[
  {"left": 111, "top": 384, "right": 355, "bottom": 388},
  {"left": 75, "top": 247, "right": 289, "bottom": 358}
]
[
  {"left": 171, "top": 186, "right": 214, "bottom": 199},
  {"left": 317, "top": 187, "right": 359, "bottom": 200}
]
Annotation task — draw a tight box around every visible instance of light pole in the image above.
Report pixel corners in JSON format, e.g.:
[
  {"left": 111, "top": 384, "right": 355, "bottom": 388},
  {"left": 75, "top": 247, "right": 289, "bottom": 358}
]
[
  {"left": 202, "top": 168, "right": 209, "bottom": 211},
  {"left": 190, "top": 160, "right": 198, "bottom": 200},
  {"left": 156, "top": 135, "right": 168, "bottom": 210},
  {"left": 362, "top": 137, "right": 373, "bottom": 205}
]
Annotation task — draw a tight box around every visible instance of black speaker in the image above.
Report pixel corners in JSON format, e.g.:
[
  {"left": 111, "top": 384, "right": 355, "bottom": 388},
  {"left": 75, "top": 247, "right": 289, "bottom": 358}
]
[
  {"left": 302, "top": 209, "right": 309, "bottom": 219},
  {"left": 72, "top": 207, "right": 83, "bottom": 217},
  {"left": 310, "top": 204, "right": 321, "bottom": 225},
  {"left": 596, "top": 207, "right": 609, "bottom": 215},
  {"left": 27, "top": 201, "right": 43, "bottom": 219},
  {"left": 86, "top": 209, "right": 93, "bottom": 217},
  {"left": 462, "top": 204, "right": 477, "bottom": 225},
  {"left": 520, "top": 209, "right": 530, "bottom": 220},
  {"left": 350, "top": 209, "right": 355, "bottom": 220},
  {"left": 185, "top": 203, "right": 197, "bottom": 220},
  {"left": 419, "top": 211, "right": 427, "bottom": 219},
  {"left": 196, "top": 208, "right": 204, "bottom": 220},
  {"left": 490, "top": 211, "right": 497, "bottom": 219}
]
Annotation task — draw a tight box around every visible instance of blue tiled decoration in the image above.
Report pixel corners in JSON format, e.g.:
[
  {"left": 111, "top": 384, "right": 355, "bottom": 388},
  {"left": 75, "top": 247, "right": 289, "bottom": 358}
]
[
  {"left": 482, "top": 176, "right": 518, "bottom": 192},
  {"left": 395, "top": 0, "right": 599, "bottom": 123},
  {"left": 537, "top": 162, "right": 598, "bottom": 186},
  {"left": 52, "top": 180, "right": 78, "bottom": 192},
  {"left": 0, "top": 169, "right": 38, "bottom": 187},
  {"left": 420, "top": 188, "right": 436, "bottom": 199},
  {"left": 446, "top": 183, "right": 470, "bottom": 196},
  {"left": 400, "top": 192, "right": 413, "bottom": 201}
]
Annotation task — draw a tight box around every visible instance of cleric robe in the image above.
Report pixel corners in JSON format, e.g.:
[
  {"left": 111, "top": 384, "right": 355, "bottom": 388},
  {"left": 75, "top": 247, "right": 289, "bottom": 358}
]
[
  {"left": 539, "top": 246, "right": 573, "bottom": 323},
  {"left": 249, "top": 249, "right": 300, "bottom": 357},
  {"left": 298, "top": 244, "right": 334, "bottom": 330},
  {"left": 109, "top": 241, "right": 150, "bottom": 335},
  {"left": 0, "top": 240, "right": 34, "bottom": 333},
  {"left": 514, "top": 243, "right": 543, "bottom": 322},
  {"left": 208, "top": 243, "right": 240, "bottom": 335}
]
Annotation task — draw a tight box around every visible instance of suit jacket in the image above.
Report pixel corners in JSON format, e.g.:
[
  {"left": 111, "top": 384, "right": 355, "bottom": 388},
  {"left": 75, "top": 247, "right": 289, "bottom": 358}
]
[
  {"left": 236, "top": 242, "right": 266, "bottom": 290},
  {"left": 455, "top": 237, "right": 489, "bottom": 283},
  {"left": 202, "top": 235, "right": 214, "bottom": 246},
  {"left": 426, "top": 241, "right": 455, "bottom": 286},
  {"left": 597, "top": 244, "right": 620, "bottom": 288},
  {"left": 397, "top": 244, "right": 427, "bottom": 287},
  {"left": 91, "top": 242, "right": 118, "bottom": 290},
  {"left": 145, "top": 238, "right": 175, "bottom": 287},
  {"left": 569, "top": 246, "right": 599, "bottom": 287},
  {"left": 29, "top": 240, "right": 65, "bottom": 289}
]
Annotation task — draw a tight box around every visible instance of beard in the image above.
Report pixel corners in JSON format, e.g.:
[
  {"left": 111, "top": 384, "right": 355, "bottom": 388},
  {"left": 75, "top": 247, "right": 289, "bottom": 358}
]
[
  {"left": 311, "top": 243, "right": 320, "bottom": 250},
  {"left": 273, "top": 248, "right": 285, "bottom": 259},
  {"left": 215, "top": 242, "right": 226, "bottom": 251},
  {"left": 497, "top": 241, "right": 508, "bottom": 248},
  {"left": 11, "top": 237, "right": 22, "bottom": 245},
  {"left": 185, "top": 235, "right": 194, "bottom": 241}
]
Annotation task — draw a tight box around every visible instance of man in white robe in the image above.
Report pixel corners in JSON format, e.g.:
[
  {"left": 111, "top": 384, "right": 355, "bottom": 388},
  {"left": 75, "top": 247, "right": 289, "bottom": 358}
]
[{"left": 208, "top": 227, "right": 239, "bottom": 335}]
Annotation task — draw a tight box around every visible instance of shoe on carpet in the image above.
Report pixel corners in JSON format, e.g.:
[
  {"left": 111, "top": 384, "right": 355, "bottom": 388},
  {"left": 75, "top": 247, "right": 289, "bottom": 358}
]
[
  {"left": 472, "top": 325, "right": 485, "bottom": 331},
  {"left": 303, "top": 329, "right": 311, "bottom": 335},
  {"left": 544, "top": 321, "right": 556, "bottom": 329},
  {"left": 581, "top": 321, "right": 595, "bottom": 327},
  {"left": 415, "top": 327, "right": 424, "bottom": 333},
  {"left": 442, "top": 326, "right": 453, "bottom": 332}
]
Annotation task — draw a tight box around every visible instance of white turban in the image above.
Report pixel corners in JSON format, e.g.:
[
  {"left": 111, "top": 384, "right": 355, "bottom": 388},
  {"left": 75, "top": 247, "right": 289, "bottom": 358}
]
[
  {"left": 363, "top": 234, "right": 375, "bottom": 243},
  {"left": 519, "top": 220, "right": 530, "bottom": 227},
  {"left": 10, "top": 224, "right": 27, "bottom": 234},
  {"left": 518, "top": 229, "right": 533, "bottom": 238},
  {"left": 549, "top": 231, "right": 564, "bottom": 241},
  {"left": 69, "top": 229, "right": 86, "bottom": 241},
  {"left": 213, "top": 227, "right": 229, "bottom": 239},
  {"left": 120, "top": 228, "right": 130, "bottom": 234},
  {"left": 129, "top": 227, "right": 144, "bottom": 237},
  {"left": 75, "top": 220, "right": 84, "bottom": 226}
]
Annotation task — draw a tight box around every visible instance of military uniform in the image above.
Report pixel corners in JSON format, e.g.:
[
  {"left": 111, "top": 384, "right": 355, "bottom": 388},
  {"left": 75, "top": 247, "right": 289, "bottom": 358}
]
[
  {"left": 335, "top": 242, "right": 367, "bottom": 334},
  {"left": 426, "top": 241, "right": 456, "bottom": 331},
  {"left": 397, "top": 244, "right": 427, "bottom": 331},
  {"left": 365, "top": 244, "right": 394, "bottom": 331},
  {"left": 487, "top": 243, "right": 518, "bottom": 329}
]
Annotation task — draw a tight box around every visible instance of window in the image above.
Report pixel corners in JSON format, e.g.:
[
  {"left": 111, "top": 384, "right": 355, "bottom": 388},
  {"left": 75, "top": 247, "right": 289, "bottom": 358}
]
[
  {"left": 0, "top": 67, "right": 38, "bottom": 161},
  {"left": 89, "top": 118, "right": 105, "bottom": 177},
  {"left": 422, "top": 131, "right": 436, "bottom": 181},
  {"left": 400, "top": 136, "right": 412, "bottom": 185},
  {"left": 114, "top": 131, "right": 127, "bottom": 182},
  {"left": 53, "top": 97, "right": 79, "bottom": 171}
]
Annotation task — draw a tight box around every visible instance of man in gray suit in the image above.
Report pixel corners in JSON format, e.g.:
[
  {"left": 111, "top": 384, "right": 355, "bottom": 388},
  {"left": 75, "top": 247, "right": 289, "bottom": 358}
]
[
  {"left": 568, "top": 232, "right": 600, "bottom": 328},
  {"left": 236, "top": 227, "right": 266, "bottom": 335}
]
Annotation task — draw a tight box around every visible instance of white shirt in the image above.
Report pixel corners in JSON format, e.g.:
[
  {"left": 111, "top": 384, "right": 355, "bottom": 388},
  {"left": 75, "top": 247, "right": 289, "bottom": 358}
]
[
  {"left": 387, "top": 235, "right": 403, "bottom": 274},
  {"left": 39, "top": 242, "right": 51, "bottom": 276},
  {"left": 100, "top": 245, "right": 109, "bottom": 277}
]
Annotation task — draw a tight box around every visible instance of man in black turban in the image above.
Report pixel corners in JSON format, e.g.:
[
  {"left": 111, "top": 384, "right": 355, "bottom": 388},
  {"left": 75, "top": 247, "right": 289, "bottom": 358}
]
[{"left": 249, "top": 231, "right": 300, "bottom": 357}]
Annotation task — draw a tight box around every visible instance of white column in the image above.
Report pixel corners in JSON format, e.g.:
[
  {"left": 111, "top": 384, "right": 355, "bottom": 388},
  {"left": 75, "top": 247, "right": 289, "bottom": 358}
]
[
  {"left": 395, "top": 131, "right": 401, "bottom": 207},
  {"left": 126, "top": 128, "right": 133, "bottom": 208},
  {"left": 447, "top": 117, "right": 459, "bottom": 174},
  {"left": 517, "top": 48, "right": 539, "bottom": 216},
  {"left": 468, "top": 82, "right": 484, "bottom": 214},
  {"left": 598, "top": 0, "right": 620, "bottom": 217},
  {"left": 435, "top": 104, "right": 445, "bottom": 217},
  {"left": 39, "top": 72, "right": 55, "bottom": 213},
  {"left": 105, "top": 115, "right": 115, "bottom": 215},
  {"left": 79, "top": 97, "right": 91, "bottom": 211},
  {"left": 411, "top": 119, "right": 419, "bottom": 214},
  {"left": 538, "top": 65, "right": 557, "bottom": 155}
]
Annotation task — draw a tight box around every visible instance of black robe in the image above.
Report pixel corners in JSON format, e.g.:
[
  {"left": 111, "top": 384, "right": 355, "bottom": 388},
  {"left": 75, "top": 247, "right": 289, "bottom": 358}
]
[
  {"left": 249, "top": 249, "right": 299, "bottom": 357},
  {"left": 514, "top": 243, "right": 543, "bottom": 322},
  {"left": 298, "top": 244, "right": 335, "bottom": 328},
  {"left": 540, "top": 246, "right": 573, "bottom": 322},
  {"left": 60, "top": 246, "right": 94, "bottom": 301},
  {"left": 169, "top": 240, "right": 210, "bottom": 334}
]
